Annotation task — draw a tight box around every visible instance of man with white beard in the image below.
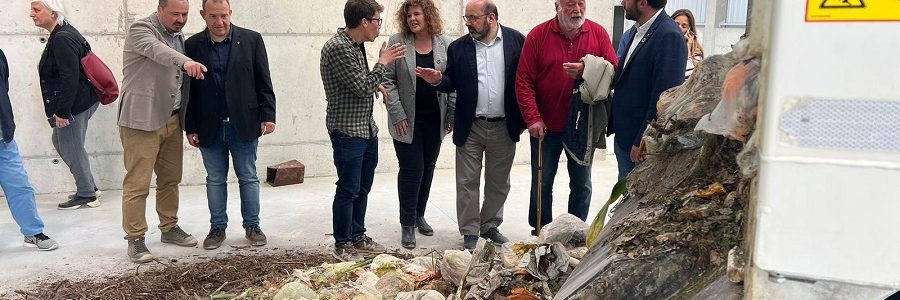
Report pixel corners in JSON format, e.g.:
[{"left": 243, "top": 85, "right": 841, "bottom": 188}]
[{"left": 514, "top": 0, "right": 619, "bottom": 234}]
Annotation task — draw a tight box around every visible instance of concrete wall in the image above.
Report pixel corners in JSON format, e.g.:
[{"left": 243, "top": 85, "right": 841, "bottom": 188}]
[
  {"left": 695, "top": 26, "right": 745, "bottom": 55},
  {"left": 0, "top": 0, "right": 613, "bottom": 194}
]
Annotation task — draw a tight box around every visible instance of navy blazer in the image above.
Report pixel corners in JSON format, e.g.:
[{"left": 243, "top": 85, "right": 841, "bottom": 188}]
[
  {"left": 609, "top": 10, "right": 687, "bottom": 147},
  {"left": 184, "top": 25, "right": 276, "bottom": 147},
  {"left": 435, "top": 25, "right": 527, "bottom": 147},
  {"left": 0, "top": 49, "right": 15, "bottom": 143}
]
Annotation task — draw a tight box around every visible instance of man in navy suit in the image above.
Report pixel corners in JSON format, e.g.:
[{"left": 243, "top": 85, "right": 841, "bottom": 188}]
[
  {"left": 417, "top": 0, "right": 526, "bottom": 250},
  {"left": 609, "top": 0, "right": 687, "bottom": 179}
]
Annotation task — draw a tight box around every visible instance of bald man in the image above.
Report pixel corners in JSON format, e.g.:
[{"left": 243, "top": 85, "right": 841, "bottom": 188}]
[{"left": 417, "top": 0, "right": 526, "bottom": 250}]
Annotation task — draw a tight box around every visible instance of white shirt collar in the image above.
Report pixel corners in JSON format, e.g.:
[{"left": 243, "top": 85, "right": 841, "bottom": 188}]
[
  {"left": 637, "top": 9, "right": 664, "bottom": 32},
  {"left": 474, "top": 24, "right": 503, "bottom": 47}
]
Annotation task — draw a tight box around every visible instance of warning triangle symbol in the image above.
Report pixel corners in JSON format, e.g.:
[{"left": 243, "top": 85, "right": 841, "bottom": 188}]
[{"left": 820, "top": 0, "right": 865, "bottom": 8}]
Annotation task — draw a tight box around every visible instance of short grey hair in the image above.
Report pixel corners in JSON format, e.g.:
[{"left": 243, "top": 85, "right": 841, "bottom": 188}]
[
  {"left": 33, "top": 0, "right": 67, "bottom": 26},
  {"left": 159, "top": 0, "right": 190, "bottom": 8},
  {"left": 202, "top": 0, "right": 230, "bottom": 9}
]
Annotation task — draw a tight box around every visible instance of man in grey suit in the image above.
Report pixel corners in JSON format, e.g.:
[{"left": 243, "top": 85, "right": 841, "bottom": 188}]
[{"left": 118, "top": 0, "right": 207, "bottom": 263}]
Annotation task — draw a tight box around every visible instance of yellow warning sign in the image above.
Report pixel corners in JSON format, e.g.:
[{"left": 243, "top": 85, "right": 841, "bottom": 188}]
[{"left": 807, "top": 0, "right": 900, "bottom": 22}]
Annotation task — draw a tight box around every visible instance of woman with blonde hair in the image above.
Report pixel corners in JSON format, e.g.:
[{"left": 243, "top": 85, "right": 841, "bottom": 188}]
[
  {"left": 31, "top": 0, "right": 102, "bottom": 210},
  {"left": 382, "top": 0, "right": 455, "bottom": 249},
  {"left": 672, "top": 9, "right": 705, "bottom": 78}
]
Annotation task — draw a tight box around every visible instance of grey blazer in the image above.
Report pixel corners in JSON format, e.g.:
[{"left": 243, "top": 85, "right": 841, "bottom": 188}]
[
  {"left": 383, "top": 33, "right": 455, "bottom": 144},
  {"left": 118, "top": 12, "right": 191, "bottom": 132}
]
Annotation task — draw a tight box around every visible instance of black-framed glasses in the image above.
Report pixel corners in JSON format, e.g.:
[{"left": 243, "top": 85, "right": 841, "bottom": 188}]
[
  {"left": 462, "top": 14, "right": 489, "bottom": 22},
  {"left": 366, "top": 17, "right": 383, "bottom": 28}
]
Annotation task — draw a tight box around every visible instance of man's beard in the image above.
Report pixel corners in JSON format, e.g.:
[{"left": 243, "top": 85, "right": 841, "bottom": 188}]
[
  {"left": 559, "top": 14, "right": 585, "bottom": 31},
  {"left": 468, "top": 19, "right": 489, "bottom": 40},
  {"left": 624, "top": 1, "right": 642, "bottom": 21}
]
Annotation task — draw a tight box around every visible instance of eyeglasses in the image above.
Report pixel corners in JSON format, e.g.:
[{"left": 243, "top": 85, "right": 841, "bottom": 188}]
[
  {"left": 462, "top": 14, "right": 489, "bottom": 23},
  {"left": 366, "top": 17, "right": 383, "bottom": 28}
]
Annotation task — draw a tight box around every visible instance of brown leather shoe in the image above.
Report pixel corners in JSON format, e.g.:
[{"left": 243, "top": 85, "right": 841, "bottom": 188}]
[
  {"left": 245, "top": 226, "right": 267, "bottom": 246},
  {"left": 203, "top": 228, "right": 226, "bottom": 250}
]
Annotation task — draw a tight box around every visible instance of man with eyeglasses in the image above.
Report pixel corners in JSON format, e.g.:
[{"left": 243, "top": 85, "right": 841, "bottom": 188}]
[
  {"left": 417, "top": 0, "right": 526, "bottom": 250},
  {"left": 320, "top": 0, "right": 406, "bottom": 262},
  {"left": 515, "top": 0, "right": 619, "bottom": 234}
]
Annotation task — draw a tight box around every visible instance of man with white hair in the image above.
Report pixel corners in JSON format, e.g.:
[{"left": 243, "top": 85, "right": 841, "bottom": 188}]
[
  {"left": 515, "top": 0, "right": 618, "bottom": 234},
  {"left": 118, "top": 0, "right": 207, "bottom": 263}
]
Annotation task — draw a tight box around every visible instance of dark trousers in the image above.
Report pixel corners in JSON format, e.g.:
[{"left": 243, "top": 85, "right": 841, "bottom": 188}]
[
  {"left": 393, "top": 117, "right": 441, "bottom": 226},
  {"left": 614, "top": 138, "right": 636, "bottom": 180},
  {"left": 330, "top": 130, "right": 378, "bottom": 246},
  {"left": 528, "top": 132, "right": 592, "bottom": 231}
]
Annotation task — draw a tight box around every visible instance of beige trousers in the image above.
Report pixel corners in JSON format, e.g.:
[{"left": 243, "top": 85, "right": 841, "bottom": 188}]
[{"left": 120, "top": 114, "right": 183, "bottom": 240}]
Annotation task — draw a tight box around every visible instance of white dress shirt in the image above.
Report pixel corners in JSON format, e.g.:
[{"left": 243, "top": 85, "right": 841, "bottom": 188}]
[
  {"left": 624, "top": 9, "right": 663, "bottom": 69},
  {"left": 474, "top": 27, "right": 506, "bottom": 118}
]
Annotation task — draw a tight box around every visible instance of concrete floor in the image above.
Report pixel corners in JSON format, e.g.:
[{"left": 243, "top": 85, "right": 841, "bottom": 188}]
[{"left": 0, "top": 155, "right": 617, "bottom": 295}]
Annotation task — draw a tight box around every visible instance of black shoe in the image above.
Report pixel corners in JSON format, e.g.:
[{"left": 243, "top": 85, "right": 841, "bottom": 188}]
[
  {"left": 480, "top": 228, "right": 509, "bottom": 244},
  {"left": 463, "top": 235, "right": 478, "bottom": 250},
  {"left": 401, "top": 226, "right": 416, "bottom": 249},
  {"left": 416, "top": 217, "right": 434, "bottom": 236},
  {"left": 57, "top": 196, "right": 100, "bottom": 210}
]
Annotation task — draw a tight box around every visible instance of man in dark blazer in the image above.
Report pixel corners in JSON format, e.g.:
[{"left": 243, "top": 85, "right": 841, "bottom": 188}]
[
  {"left": 184, "top": 0, "right": 276, "bottom": 250},
  {"left": 609, "top": 0, "right": 687, "bottom": 180},
  {"left": 417, "top": 0, "right": 526, "bottom": 250}
]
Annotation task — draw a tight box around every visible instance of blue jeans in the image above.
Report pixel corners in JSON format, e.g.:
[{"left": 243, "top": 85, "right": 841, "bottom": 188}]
[
  {"left": 614, "top": 139, "right": 636, "bottom": 181},
  {"left": 0, "top": 140, "right": 45, "bottom": 236},
  {"left": 528, "top": 132, "right": 592, "bottom": 231},
  {"left": 330, "top": 130, "right": 378, "bottom": 246},
  {"left": 198, "top": 122, "right": 260, "bottom": 230}
]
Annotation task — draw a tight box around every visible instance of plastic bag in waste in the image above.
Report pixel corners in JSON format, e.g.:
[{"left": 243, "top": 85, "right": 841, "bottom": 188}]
[
  {"left": 375, "top": 271, "right": 415, "bottom": 299},
  {"left": 499, "top": 243, "right": 522, "bottom": 268},
  {"left": 465, "top": 240, "right": 497, "bottom": 286},
  {"left": 537, "top": 213, "right": 590, "bottom": 247},
  {"left": 396, "top": 290, "right": 446, "bottom": 300},
  {"left": 310, "top": 261, "right": 360, "bottom": 286},
  {"left": 525, "top": 243, "right": 571, "bottom": 281},
  {"left": 463, "top": 269, "right": 511, "bottom": 300},
  {"left": 273, "top": 281, "right": 318, "bottom": 300},
  {"left": 441, "top": 250, "right": 472, "bottom": 286},
  {"left": 568, "top": 247, "right": 589, "bottom": 260},
  {"left": 370, "top": 254, "right": 405, "bottom": 276},
  {"left": 355, "top": 271, "right": 380, "bottom": 289},
  {"left": 402, "top": 256, "right": 438, "bottom": 277},
  {"left": 320, "top": 282, "right": 382, "bottom": 300},
  {"left": 695, "top": 58, "right": 761, "bottom": 141}
]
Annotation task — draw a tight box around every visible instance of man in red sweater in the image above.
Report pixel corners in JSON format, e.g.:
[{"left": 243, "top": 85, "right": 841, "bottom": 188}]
[{"left": 515, "top": 0, "right": 618, "bottom": 234}]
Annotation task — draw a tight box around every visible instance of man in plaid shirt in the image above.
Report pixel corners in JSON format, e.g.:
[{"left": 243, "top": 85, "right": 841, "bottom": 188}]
[{"left": 320, "top": 0, "right": 405, "bottom": 262}]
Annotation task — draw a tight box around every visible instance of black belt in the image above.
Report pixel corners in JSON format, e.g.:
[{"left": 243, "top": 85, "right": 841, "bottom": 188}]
[
  {"left": 477, "top": 116, "right": 505, "bottom": 122},
  {"left": 171, "top": 109, "right": 180, "bottom": 116}
]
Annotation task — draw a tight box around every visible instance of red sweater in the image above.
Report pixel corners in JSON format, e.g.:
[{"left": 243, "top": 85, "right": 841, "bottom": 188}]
[{"left": 516, "top": 19, "right": 619, "bottom": 132}]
